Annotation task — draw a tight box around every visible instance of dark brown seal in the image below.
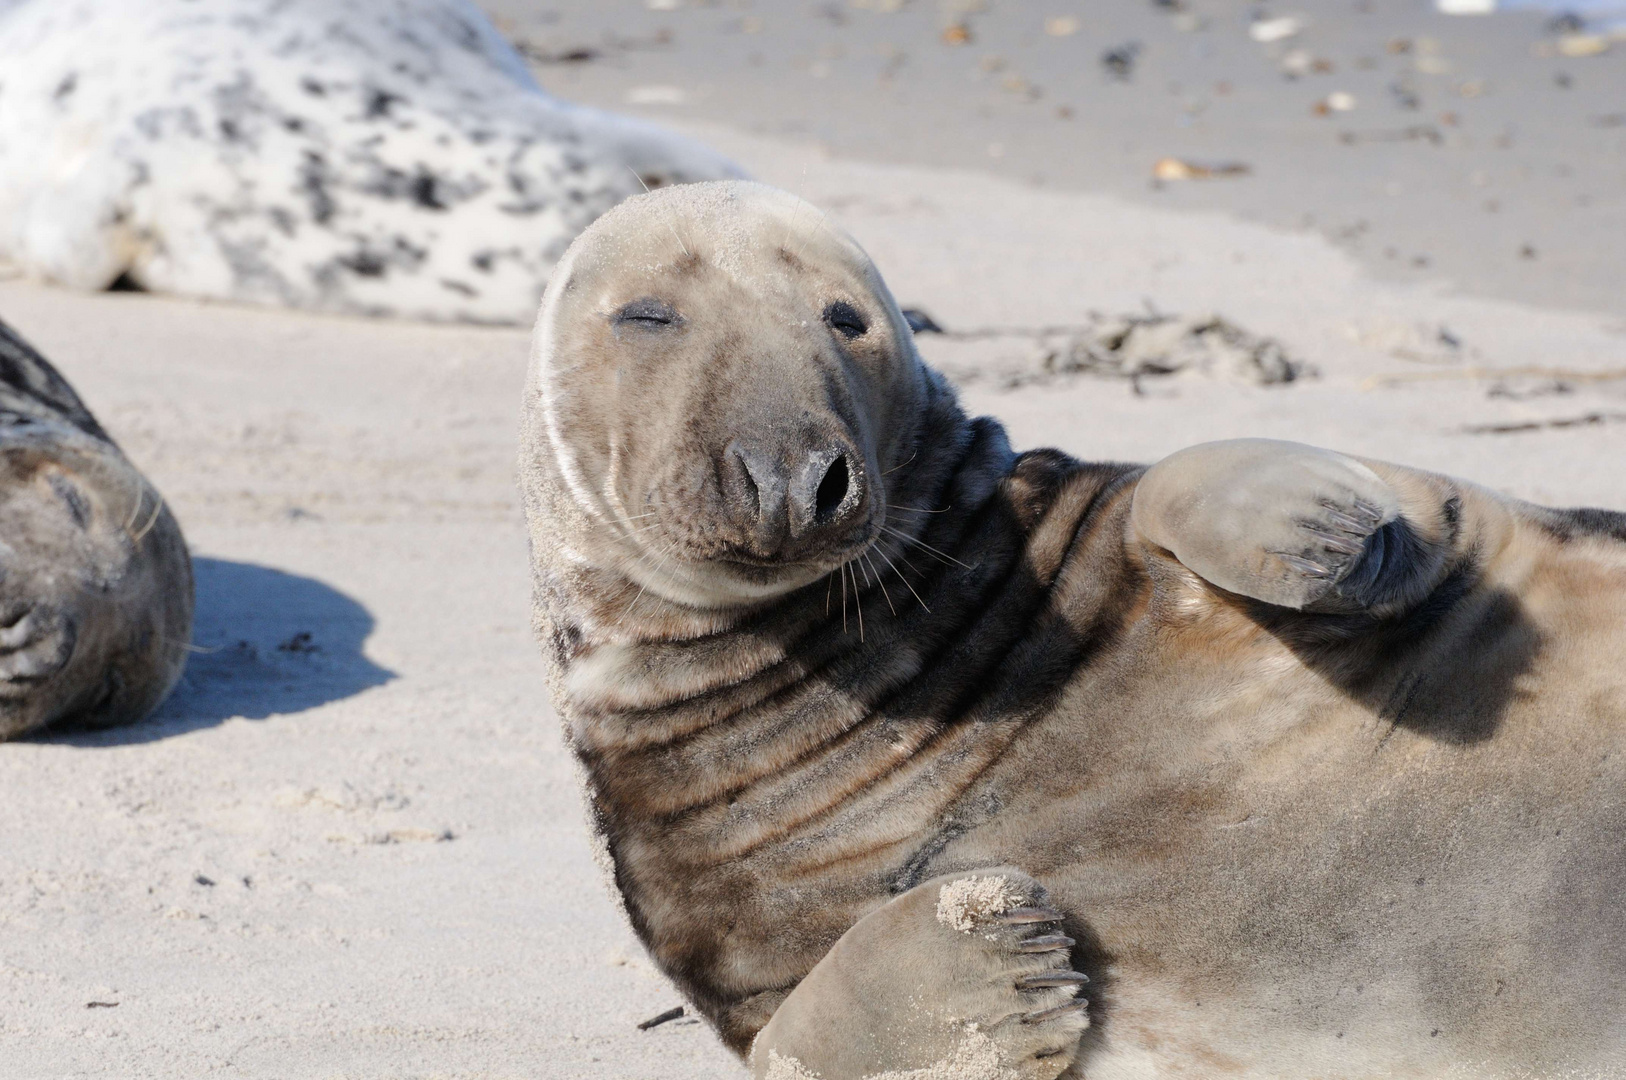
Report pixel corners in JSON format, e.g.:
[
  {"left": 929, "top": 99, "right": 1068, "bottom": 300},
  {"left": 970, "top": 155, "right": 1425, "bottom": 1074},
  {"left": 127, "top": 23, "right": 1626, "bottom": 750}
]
[
  {"left": 520, "top": 181, "right": 1626, "bottom": 1078},
  {"left": 0, "top": 317, "right": 192, "bottom": 740}
]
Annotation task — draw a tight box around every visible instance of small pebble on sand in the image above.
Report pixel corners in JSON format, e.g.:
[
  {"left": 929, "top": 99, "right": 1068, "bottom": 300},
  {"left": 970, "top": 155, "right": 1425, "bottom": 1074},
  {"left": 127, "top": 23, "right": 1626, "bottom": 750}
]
[
  {"left": 1556, "top": 35, "right": 1610, "bottom": 58},
  {"left": 1153, "top": 157, "right": 1251, "bottom": 181},
  {"left": 1314, "top": 91, "right": 1358, "bottom": 115},
  {"left": 1250, "top": 16, "right": 1303, "bottom": 44}
]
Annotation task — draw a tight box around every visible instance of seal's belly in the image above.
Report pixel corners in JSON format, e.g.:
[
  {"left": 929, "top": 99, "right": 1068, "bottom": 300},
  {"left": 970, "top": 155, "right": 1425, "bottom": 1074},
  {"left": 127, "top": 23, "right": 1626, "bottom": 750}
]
[{"left": 933, "top": 587, "right": 1626, "bottom": 1074}]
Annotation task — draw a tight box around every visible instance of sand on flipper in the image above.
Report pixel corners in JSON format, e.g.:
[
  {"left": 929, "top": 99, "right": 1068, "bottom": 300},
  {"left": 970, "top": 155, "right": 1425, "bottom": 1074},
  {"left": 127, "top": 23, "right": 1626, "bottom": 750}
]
[
  {"left": 934, "top": 876, "right": 1031, "bottom": 934},
  {"left": 765, "top": 1029, "right": 1007, "bottom": 1080}
]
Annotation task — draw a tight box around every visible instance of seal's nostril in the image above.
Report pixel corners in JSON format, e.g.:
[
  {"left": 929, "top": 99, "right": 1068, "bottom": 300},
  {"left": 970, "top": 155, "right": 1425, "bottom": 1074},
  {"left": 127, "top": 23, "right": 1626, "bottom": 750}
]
[{"left": 814, "top": 455, "right": 849, "bottom": 521}]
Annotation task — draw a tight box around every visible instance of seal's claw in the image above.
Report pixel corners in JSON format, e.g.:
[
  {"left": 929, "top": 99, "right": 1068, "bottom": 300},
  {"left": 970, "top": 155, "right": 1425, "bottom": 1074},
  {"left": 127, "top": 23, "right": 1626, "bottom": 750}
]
[
  {"left": 1304, "top": 526, "right": 1366, "bottom": 556},
  {"left": 1021, "top": 1000, "right": 1091, "bottom": 1026},
  {"left": 993, "top": 906, "right": 1064, "bottom": 925},
  {"left": 1274, "top": 552, "right": 1337, "bottom": 579},
  {"left": 1352, "top": 498, "right": 1388, "bottom": 523},
  {"left": 1320, "top": 506, "right": 1375, "bottom": 534},
  {"left": 1015, "top": 934, "right": 1075, "bottom": 954},
  {"left": 1313, "top": 507, "right": 1378, "bottom": 536},
  {"left": 1017, "top": 970, "right": 1090, "bottom": 990}
]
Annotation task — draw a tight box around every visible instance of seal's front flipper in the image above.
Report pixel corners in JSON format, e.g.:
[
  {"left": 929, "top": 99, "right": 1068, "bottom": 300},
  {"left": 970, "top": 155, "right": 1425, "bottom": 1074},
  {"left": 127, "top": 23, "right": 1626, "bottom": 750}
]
[
  {"left": 1131, "top": 438, "right": 1449, "bottom": 614},
  {"left": 749, "top": 868, "right": 1087, "bottom": 1080}
]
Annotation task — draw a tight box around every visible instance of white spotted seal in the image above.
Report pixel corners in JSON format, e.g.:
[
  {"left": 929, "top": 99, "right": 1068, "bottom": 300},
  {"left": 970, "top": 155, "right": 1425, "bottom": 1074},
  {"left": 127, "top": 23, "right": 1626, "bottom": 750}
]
[
  {"left": 519, "top": 180, "right": 1626, "bottom": 1078},
  {"left": 0, "top": 0, "right": 740, "bottom": 323},
  {"left": 0, "top": 318, "right": 192, "bottom": 740}
]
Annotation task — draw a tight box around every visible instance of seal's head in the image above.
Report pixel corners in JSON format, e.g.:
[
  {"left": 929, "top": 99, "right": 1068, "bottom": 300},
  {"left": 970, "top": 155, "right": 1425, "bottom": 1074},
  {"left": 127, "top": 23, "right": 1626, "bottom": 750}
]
[
  {"left": 527, "top": 180, "right": 930, "bottom": 608},
  {"left": 0, "top": 424, "right": 191, "bottom": 738}
]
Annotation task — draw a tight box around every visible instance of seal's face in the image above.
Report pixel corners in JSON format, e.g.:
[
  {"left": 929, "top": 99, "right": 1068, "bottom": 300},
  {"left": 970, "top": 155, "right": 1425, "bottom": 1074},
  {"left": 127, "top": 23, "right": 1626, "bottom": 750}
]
[
  {"left": 532, "top": 181, "right": 928, "bottom": 608},
  {"left": 0, "top": 438, "right": 148, "bottom": 736}
]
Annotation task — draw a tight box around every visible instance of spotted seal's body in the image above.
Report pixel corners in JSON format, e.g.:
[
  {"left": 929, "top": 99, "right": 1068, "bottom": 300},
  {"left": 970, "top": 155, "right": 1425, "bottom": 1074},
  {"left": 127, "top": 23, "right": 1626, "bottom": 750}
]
[
  {"left": 520, "top": 181, "right": 1626, "bottom": 1078},
  {"left": 0, "top": 0, "right": 740, "bottom": 323},
  {"left": 0, "top": 319, "right": 192, "bottom": 740}
]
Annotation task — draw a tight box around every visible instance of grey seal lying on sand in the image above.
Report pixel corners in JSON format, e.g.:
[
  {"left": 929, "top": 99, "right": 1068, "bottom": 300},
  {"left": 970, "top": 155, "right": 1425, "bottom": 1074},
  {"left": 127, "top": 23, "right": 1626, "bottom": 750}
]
[
  {"left": 519, "top": 180, "right": 1626, "bottom": 1078},
  {"left": 0, "top": 319, "right": 191, "bottom": 740},
  {"left": 0, "top": 0, "right": 740, "bottom": 323}
]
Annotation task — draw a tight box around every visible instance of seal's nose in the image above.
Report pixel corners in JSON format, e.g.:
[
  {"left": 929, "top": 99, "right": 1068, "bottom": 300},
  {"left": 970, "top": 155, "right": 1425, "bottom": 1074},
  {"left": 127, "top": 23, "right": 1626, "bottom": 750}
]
[
  {"left": 728, "top": 441, "right": 789, "bottom": 554},
  {"left": 725, "top": 440, "right": 863, "bottom": 558}
]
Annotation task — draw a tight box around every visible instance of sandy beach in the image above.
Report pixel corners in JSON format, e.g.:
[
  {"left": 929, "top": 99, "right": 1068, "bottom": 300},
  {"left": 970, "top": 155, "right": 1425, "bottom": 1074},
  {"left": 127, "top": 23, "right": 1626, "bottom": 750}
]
[
  {"left": 490, "top": 0, "right": 1626, "bottom": 317},
  {"left": 2, "top": 2, "right": 1624, "bottom": 1078}
]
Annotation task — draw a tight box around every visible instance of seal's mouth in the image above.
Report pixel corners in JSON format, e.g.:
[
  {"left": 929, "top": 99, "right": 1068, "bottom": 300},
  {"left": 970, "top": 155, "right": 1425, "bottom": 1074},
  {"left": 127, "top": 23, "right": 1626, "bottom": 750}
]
[
  {"left": 625, "top": 456, "right": 885, "bottom": 605},
  {"left": 623, "top": 528, "right": 882, "bottom": 609},
  {"left": 711, "top": 517, "right": 881, "bottom": 573}
]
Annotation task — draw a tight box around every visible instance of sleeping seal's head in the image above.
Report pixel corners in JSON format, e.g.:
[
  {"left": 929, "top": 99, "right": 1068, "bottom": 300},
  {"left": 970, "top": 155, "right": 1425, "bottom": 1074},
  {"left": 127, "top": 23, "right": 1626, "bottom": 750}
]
[
  {"left": 525, "top": 180, "right": 933, "bottom": 609},
  {"left": 0, "top": 424, "right": 191, "bottom": 739}
]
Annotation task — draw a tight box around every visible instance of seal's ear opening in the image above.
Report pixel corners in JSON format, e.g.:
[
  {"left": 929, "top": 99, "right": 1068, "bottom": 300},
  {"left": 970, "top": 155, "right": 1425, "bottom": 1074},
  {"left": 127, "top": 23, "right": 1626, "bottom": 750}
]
[{"left": 900, "top": 308, "right": 942, "bottom": 335}]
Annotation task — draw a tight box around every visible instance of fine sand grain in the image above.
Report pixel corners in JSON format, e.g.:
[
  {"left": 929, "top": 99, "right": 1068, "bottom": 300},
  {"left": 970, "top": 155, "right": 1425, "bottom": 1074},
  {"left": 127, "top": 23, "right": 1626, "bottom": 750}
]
[{"left": 0, "top": 118, "right": 1621, "bottom": 1078}]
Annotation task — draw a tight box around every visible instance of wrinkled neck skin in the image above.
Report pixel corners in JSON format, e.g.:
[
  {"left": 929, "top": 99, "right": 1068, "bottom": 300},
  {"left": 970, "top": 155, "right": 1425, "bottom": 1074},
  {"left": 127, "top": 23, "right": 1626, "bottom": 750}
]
[{"left": 522, "top": 360, "right": 1143, "bottom": 1050}]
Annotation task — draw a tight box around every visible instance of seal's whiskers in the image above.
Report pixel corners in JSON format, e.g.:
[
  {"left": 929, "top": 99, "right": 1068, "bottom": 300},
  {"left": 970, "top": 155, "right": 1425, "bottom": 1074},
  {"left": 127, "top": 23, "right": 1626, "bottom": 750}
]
[
  {"left": 840, "top": 561, "right": 849, "bottom": 634},
  {"left": 874, "top": 543, "right": 931, "bottom": 614},
  {"left": 862, "top": 551, "right": 897, "bottom": 616},
  {"left": 881, "top": 451, "right": 917, "bottom": 477},
  {"left": 624, "top": 538, "right": 679, "bottom": 618},
  {"left": 880, "top": 524, "right": 973, "bottom": 570},
  {"left": 847, "top": 560, "right": 865, "bottom": 642},
  {"left": 131, "top": 491, "right": 166, "bottom": 544}
]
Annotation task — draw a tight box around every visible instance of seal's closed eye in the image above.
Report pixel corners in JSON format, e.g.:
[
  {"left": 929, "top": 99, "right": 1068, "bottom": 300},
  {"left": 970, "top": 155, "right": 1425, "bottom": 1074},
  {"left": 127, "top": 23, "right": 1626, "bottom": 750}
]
[
  {"left": 823, "top": 301, "right": 868, "bottom": 340},
  {"left": 614, "top": 297, "right": 681, "bottom": 329},
  {"left": 45, "top": 472, "right": 92, "bottom": 529}
]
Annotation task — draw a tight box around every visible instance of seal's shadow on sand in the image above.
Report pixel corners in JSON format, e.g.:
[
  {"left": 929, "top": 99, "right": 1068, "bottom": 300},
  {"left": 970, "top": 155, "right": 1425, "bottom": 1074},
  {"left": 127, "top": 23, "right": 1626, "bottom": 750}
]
[{"left": 37, "top": 557, "right": 395, "bottom": 745}]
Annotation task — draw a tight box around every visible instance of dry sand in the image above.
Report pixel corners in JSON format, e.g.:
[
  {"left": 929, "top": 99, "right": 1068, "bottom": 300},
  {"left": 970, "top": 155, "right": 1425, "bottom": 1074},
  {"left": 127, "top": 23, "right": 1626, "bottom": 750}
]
[
  {"left": 483, "top": 0, "right": 1626, "bottom": 318},
  {"left": 2, "top": 100, "right": 1625, "bottom": 1080}
]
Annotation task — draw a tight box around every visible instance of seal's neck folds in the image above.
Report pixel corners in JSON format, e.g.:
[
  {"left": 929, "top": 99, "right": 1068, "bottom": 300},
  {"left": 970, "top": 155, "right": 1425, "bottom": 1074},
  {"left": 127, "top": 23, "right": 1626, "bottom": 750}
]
[
  {"left": 525, "top": 381, "right": 1141, "bottom": 1037},
  {"left": 545, "top": 381, "right": 1006, "bottom": 729},
  {"left": 533, "top": 384, "right": 1142, "bottom": 815}
]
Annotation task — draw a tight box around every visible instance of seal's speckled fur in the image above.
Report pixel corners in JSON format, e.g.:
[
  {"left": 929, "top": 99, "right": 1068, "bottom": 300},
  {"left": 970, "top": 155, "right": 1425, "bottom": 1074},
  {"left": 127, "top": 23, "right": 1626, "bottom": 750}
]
[{"left": 0, "top": 0, "right": 740, "bottom": 322}]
